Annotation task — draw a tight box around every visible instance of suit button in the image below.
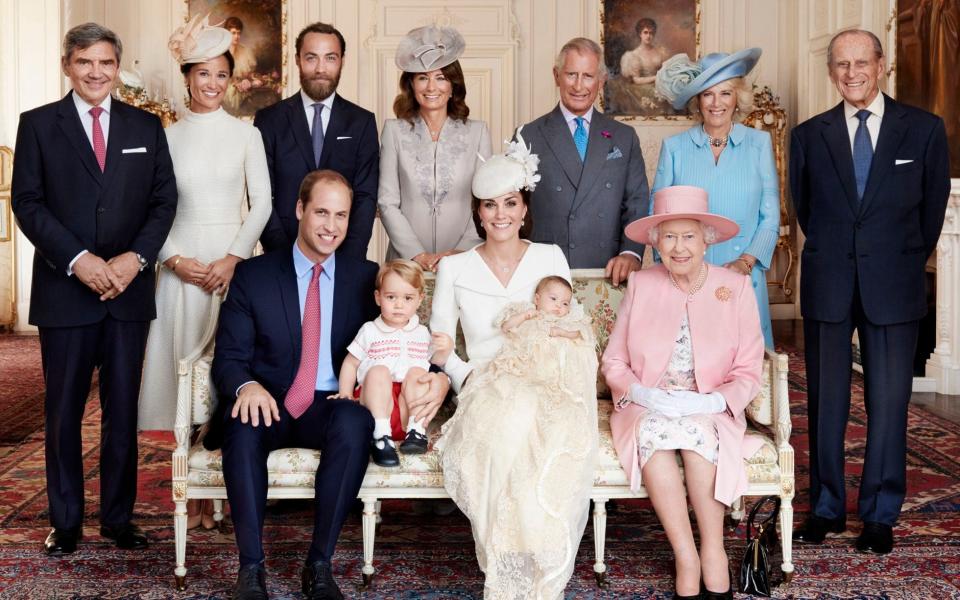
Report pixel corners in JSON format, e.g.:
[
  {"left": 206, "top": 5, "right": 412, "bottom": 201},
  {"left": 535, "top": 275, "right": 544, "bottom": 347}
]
[
  {"left": 734, "top": 245, "right": 740, "bottom": 250},
  {"left": 570, "top": 243, "right": 577, "bottom": 249},
  {"left": 855, "top": 222, "right": 863, "bottom": 229},
  {"left": 598, "top": 212, "right": 605, "bottom": 218},
  {"left": 568, "top": 214, "right": 575, "bottom": 221},
  {"left": 556, "top": 186, "right": 562, "bottom": 192},
  {"left": 97, "top": 207, "right": 105, "bottom": 214},
  {"left": 605, "top": 182, "right": 612, "bottom": 189}
]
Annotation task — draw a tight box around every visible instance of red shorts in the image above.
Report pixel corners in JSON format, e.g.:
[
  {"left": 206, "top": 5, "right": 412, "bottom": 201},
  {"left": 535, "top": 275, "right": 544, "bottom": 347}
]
[{"left": 354, "top": 382, "right": 405, "bottom": 441}]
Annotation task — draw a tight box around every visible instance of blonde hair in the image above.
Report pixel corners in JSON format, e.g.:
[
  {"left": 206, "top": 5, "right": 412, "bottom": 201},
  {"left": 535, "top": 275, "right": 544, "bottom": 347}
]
[
  {"left": 535, "top": 275, "right": 573, "bottom": 294},
  {"left": 376, "top": 259, "right": 425, "bottom": 293},
  {"left": 686, "top": 76, "right": 754, "bottom": 121}
]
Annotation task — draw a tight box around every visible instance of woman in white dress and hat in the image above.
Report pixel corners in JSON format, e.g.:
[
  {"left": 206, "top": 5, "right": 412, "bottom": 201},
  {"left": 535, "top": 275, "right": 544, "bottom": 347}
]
[
  {"left": 378, "top": 25, "right": 492, "bottom": 271},
  {"left": 138, "top": 15, "right": 271, "bottom": 528}
]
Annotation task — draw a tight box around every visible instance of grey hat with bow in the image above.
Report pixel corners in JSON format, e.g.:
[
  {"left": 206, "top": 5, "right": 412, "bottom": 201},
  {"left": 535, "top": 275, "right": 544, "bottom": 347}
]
[{"left": 395, "top": 25, "right": 466, "bottom": 73}]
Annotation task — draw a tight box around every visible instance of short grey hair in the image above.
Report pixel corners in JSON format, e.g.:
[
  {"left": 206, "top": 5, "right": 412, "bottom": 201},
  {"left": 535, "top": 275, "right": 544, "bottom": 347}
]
[
  {"left": 63, "top": 22, "right": 123, "bottom": 63},
  {"left": 554, "top": 37, "right": 608, "bottom": 78},
  {"left": 648, "top": 221, "right": 718, "bottom": 245},
  {"left": 827, "top": 29, "right": 883, "bottom": 65}
]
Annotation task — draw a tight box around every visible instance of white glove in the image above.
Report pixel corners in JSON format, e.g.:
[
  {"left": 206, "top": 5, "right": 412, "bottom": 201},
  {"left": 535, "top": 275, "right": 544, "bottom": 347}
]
[
  {"left": 666, "top": 390, "right": 727, "bottom": 415},
  {"left": 628, "top": 384, "right": 680, "bottom": 416}
]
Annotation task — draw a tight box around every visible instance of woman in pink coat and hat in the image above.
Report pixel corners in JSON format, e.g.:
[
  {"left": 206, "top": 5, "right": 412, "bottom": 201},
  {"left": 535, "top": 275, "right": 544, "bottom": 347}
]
[{"left": 601, "top": 185, "right": 765, "bottom": 600}]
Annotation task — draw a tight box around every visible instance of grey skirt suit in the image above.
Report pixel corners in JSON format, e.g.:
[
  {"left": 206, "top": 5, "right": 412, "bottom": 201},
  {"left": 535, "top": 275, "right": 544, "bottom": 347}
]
[{"left": 378, "top": 117, "right": 492, "bottom": 260}]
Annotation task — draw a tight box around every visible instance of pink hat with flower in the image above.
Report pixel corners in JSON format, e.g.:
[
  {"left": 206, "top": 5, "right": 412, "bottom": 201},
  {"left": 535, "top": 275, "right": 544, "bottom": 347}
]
[{"left": 624, "top": 185, "right": 739, "bottom": 244}]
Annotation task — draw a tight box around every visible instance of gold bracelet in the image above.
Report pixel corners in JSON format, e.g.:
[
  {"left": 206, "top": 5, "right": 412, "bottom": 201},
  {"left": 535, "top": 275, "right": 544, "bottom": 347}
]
[{"left": 170, "top": 256, "right": 182, "bottom": 272}]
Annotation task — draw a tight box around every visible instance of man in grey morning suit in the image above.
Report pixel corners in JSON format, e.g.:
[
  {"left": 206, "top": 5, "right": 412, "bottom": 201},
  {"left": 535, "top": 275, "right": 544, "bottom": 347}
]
[{"left": 518, "top": 37, "right": 649, "bottom": 285}]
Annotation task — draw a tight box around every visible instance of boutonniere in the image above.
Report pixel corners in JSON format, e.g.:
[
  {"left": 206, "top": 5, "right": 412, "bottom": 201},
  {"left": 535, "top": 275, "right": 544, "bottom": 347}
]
[{"left": 600, "top": 130, "right": 612, "bottom": 139}]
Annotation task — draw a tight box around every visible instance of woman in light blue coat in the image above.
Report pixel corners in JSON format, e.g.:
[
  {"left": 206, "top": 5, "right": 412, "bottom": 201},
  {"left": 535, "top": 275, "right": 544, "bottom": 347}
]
[{"left": 653, "top": 48, "right": 779, "bottom": 347}]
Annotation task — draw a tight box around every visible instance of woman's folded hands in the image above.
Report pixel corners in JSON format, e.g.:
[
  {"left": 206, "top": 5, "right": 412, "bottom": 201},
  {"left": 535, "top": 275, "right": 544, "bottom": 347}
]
[{"left": 628, "top": 384, "right": 726, "bottom": 417}]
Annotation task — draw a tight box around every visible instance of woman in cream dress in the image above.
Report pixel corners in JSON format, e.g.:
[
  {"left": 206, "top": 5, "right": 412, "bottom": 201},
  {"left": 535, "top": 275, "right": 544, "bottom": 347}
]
[
  {"left": 432, "top": 138, "right": 598, "bottom": 599},
  {"left": 379, "top": 25, "right": 491, "bottom": 271},
  {"left": 139, "top": 25, "right": 270, "bottom": 432}
]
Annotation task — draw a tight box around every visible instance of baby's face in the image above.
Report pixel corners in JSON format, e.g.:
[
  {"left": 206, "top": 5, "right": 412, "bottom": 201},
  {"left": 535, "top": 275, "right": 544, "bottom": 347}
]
[
  {"left": 534, "top": 283, "right": 573, "bottom": 317},
  {"left": 375, "top": 272, "right": 423, "bottom": 328}
]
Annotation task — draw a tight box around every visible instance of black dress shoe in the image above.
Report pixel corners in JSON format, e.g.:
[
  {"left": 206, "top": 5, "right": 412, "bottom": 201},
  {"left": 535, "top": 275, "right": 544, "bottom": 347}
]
[
  {"left": 399, "top": 430, "right": 428, "bottom": 454},
  {"left": 856, "top": 521, "right": 894, "bottom": 554},
  {"left": 793, "top": 514, "right": 846, "bottom": 543},
  {"left": 99, "top": 523, "right": 148, "bottom": 549},
  {"left": 703, "top": 588, "right": 734, "bottom": 600},
  {"left": 673, "top": 591, "right": 700, "bottom": 600},
  {"left": 234, "top": 563, "right": 268, "bottom": 600},
  {"left": 370, "top": 435, "right": 400, "bottom": 467},
  {"left": 43, "top": 528, "right": 81, "bottom": 555},
  {"left": 301, "top": 560, "right": 344, "bottom": 600}
]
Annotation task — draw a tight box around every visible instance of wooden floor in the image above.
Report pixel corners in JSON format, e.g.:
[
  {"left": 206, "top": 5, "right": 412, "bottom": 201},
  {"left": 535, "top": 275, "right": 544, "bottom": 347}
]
[{"left": 773, "top": 319, "right": 960, "bottom": 424}]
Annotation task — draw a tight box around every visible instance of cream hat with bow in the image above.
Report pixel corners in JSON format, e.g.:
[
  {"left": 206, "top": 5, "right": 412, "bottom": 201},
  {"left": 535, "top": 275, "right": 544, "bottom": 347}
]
[{"left": 395, "top": 25, "right": 466, "bottom": 73}]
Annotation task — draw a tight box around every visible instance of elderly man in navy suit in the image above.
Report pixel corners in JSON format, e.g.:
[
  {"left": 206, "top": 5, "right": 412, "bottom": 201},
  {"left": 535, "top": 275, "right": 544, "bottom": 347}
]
[
  {"left": 209, "top": 170, "right": 449, "bottom": 599},
  {"left": 12, "top": 23, "right": 177, "bottom": 555},
  {"left": 255, "top": 22, "right": 379, "bottom": 258},
  {"left": 790, "top": 29, "right": 950, "bottom": 554}
]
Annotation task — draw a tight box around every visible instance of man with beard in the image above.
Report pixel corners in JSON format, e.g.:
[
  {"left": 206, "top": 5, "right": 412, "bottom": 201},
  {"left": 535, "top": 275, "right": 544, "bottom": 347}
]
[{"left": 254, "top": 22, "right": 379, "bottom": 258}]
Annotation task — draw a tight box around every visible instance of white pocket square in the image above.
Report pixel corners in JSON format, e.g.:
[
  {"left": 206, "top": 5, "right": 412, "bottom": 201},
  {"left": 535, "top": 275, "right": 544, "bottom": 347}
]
[
  {"left": 336, "top": 136, "right": 352, "bottom": 140},
  {"left": 122, "top": 147, "right": 147, "bottom": 154},
  {"left": 895, "top": 159, "right": 914, "bottom": 165},
  {"left": 606, "top": 147, "right": 623, "bottom": 160}
]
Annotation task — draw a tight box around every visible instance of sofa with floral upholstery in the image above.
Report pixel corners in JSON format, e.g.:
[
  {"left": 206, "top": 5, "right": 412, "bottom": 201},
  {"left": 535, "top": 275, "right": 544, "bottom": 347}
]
[{"left": 171, "top": 269, "right": 795, "bottom": 590}]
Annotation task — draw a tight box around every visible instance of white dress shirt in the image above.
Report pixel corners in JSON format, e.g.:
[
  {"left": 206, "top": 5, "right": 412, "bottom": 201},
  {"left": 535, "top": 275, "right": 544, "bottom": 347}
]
[
  {"left": 68, "top": 92, "right": 113, "bottom": 274},
  {"left": 300, "top": 89, "right": 334, "bottom": 136},
  {"left": 843, "top": 91, "right": 884, "bottom": 153},
  {"left": 558, "top": 102, "right": 594, "bottom": 137}
]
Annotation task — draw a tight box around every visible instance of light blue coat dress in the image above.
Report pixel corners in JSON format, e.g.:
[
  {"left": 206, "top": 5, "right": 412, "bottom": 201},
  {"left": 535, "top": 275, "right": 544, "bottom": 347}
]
[{"left": 653, "top": 123, "right": 779, "bottom": 347}]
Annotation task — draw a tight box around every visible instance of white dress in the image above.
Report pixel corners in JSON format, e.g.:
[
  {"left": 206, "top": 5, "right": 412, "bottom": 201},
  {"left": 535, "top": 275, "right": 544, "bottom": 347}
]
[
  {"left": 138, "top": 108, "right": 271, "bottom": 430},
  {"left": 432, "top": 243, "right": 599, "bottom": 599}
]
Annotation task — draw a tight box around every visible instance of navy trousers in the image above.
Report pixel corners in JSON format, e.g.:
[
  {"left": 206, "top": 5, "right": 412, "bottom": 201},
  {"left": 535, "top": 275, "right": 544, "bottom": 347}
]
[
  {"left": 803, "top": 285, "right": 918, "bottom": 526},
  {"left": 221, "top": 393, "right": 373, "bottom": 566},
  {"left": 39, "top": 316, "right": 149, "bottom": 530}
]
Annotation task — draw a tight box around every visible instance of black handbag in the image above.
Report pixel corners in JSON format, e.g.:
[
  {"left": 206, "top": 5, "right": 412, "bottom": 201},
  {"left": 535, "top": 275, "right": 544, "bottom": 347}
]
[{"left": 738, "top": 495, "right": 781, "bottom": 597}]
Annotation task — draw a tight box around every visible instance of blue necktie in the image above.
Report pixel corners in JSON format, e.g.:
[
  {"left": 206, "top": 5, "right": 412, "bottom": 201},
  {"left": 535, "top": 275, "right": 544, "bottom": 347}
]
[
  {"left": 853, "top": 109, "right": 873, "bottom": 200},
  {"left": 573, "top": 117, "right": 588, "bottom": 161},
  {"left": 311, "top": 102, "right": 325, "bottom": 168}
]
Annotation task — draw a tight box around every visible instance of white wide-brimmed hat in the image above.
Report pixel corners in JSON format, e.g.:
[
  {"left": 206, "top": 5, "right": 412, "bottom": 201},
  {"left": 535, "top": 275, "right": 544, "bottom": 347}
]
[
  {"left": 472, "top": 127, "right": 541, "bottom": 199},
  {"left": 624, "top": 185, "right": 739, "bottom": 244},
  {"left": 168, "top": 14, "right": 233, "bottom": 65},
  {"left": 395, "top": 25, "right": 465, "bottom": 73}
]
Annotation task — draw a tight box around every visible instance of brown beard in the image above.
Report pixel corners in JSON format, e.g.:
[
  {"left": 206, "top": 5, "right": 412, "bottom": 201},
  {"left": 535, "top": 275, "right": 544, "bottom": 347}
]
[{"left": 301, "top": 70, "right": 341, "bottom": 101}]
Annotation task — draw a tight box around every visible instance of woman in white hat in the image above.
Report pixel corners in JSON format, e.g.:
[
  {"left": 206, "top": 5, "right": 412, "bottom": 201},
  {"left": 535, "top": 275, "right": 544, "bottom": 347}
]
[
  {"left": 430, "top": 134, "right": 597, "bottom": 599},
  {"left": 603, "top": 185, "right": 765, "bottom": 600},
  {"left": 138, "top": 15, "right": 272, "bottom": 527},
  {"left": 378, "top": 25, "right": 492, "bottom": 272},
  {"left": 654, "top": 48, "right": 779, "bottom": 348}
]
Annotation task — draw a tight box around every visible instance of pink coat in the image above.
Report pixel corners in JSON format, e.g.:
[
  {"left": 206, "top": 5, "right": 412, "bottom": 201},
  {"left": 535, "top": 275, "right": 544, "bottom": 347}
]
[{"left": 601, "top": 264, "right": 765, "bottom": 505}]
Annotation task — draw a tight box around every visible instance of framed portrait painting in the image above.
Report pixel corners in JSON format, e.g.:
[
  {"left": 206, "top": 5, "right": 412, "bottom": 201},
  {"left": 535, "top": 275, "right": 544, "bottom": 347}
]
[
  {"left": 601, "top": 0, "right": 700, "bottom": 119},
  {"left": 895, "top": 0, "right": 960, "bottom": 177},
  {"left": 187, "top": 0, "right": 286, "bottom": 118}
]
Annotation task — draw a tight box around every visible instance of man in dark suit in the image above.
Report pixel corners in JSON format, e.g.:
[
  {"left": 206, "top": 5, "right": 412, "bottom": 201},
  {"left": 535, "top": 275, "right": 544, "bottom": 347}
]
[
  {"left": 11, "top": 23, "right": 177, "bottom": 555},
  {"left": 210, "top": 170, "right": 449, "bottom": 599},
  {"left": 518, "top": 37, "right": 649, "bottom": 285},
  {"left": 790, "top": 29, "right": 950, "bottom": 554},
  {"left": 255, "top": 22, "right": 378, "bottom": 258}
]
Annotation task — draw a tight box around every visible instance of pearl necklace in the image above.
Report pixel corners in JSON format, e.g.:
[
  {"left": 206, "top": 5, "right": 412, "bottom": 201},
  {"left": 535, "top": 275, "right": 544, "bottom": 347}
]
[
  {"left": 669, "top": 263, "right": 707, "bottom": 297},
  {"left": 704, "top": 127, "right": 729, "bottom": 148}
]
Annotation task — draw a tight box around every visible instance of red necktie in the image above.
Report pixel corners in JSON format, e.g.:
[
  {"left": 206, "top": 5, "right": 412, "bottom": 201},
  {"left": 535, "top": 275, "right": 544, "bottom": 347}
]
[
  {"left": 89, "top": 106, "right": 106, "bottom": 172},
  {"left": 285, "top": 263, "right": 323, "bottom": 418}
]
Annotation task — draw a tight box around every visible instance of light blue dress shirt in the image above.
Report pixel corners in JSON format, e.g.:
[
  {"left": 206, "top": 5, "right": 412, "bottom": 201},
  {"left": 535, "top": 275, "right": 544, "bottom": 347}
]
[
  {"left": 292, "top": 243, "right": 338, "bottom": 391},
  {"left": 653, "top": 123, "right": 780, "bottom": 348}
]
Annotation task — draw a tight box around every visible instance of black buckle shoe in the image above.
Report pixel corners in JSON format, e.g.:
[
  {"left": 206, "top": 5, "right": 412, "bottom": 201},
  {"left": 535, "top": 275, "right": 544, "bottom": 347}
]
[
  {"left": 399, "top": 430, "right": 428, "bottom": 454},
  {"left": 43, "top": 527, "right": 81, "bottom": 556},
  {"left": 301, "top": 560, "right": 344, "bottom": 600},
  {"left": 855, "top": 521, "right": 894, "bottom": 554},
  {"left": 370, "top": 435, "right": 400, "bottom": 467},
  {"left": 99, "top": 523, "right": 148, "bottom": 549},
  {"left": 234, "top": 563, "right": 268, "bottom": 600},
  {"left": 793, "top": 514, "right": 846, "bottom": 544}
]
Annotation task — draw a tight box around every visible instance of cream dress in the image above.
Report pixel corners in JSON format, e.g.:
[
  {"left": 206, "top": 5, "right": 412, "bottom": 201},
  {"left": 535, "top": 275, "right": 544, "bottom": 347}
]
[
  {"left": 435, "top": 286, "right": 599, "bottom": 598},
  {"left": 138, "top": 107, "right": 271, "bottom": 430}
]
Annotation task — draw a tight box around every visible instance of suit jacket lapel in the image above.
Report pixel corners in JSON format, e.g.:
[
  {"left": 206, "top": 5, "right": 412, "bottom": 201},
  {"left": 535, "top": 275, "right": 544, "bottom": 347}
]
[
  {"left": 319, "top": 95, "right": 348, "bottom": 168},
  {"left": 860, "top": 94, "right": 908, "bottom": 213},
  {"left": 286, "top": 93, "right": 317, "bottom": 170},
  {"left": 57, "top": 92, "right": 103, "bottom": 184},
  {"left": 100, "top": 101, "right": 128, "bottom": 192},
  {"left": 820, "top": 102, "right": 860, "bottom": 217},
  {"left": 542, "top": 105, "right": 584, "bottom": 188},
  {"left": 572, "top": 110, "right": 614, "bottom": 211},
  {"left": 278, "top": 252, "right": 302, "bottom": 358}
]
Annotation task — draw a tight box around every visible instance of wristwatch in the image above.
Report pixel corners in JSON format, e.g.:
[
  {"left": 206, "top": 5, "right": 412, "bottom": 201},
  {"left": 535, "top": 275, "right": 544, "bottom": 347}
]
[{"left": 135, "top": 253, "right": 149, "bottom": 272}]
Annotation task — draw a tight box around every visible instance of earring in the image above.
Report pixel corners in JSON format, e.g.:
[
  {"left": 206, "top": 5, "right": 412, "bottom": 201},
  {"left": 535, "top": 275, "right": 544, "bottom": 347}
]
[{"left": 521, "top": 220, "right": 525, "bottom": 227}]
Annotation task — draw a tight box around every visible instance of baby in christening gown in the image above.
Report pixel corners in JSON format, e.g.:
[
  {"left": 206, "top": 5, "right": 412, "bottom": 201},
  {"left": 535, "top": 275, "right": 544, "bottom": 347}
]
[{"left": 437, "top": 276, "right": 599, "bottom": 600}]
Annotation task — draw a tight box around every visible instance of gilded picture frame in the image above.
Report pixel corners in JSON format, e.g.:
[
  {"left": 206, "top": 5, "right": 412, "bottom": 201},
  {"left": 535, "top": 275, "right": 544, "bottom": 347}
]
[
  {"left": 186, "top": 0, "right": 288, "bottom": 119},
  {"left": 600, "top": 0, "right": 702, "bottom": 121}
]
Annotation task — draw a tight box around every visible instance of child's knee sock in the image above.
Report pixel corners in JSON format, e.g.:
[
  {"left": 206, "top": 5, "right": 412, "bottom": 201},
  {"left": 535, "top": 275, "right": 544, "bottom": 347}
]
[
  {"left": 373, "top": 418, "right": 394, "bottom": 444},
  {"left": 407, "top": 416, "right": 426, "bottom": 435}
]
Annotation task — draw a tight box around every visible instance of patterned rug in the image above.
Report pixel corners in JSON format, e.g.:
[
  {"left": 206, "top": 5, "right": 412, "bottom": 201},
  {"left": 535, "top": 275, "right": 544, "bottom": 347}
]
[
  {"left": 0, "top": 335, "right": 45, "bottom": 445},
  {"left": 0, "top": 338, "right": 958, "bottom": 598}
]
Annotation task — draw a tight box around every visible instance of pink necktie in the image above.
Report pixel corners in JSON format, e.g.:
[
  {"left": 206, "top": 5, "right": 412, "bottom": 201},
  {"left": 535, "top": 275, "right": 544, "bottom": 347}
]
[
  {"left": 285, "top": 263, "right": 323, "bottom": 419},
  {"left": 89, "top": 106, "right": 106, "bottom": 172}
]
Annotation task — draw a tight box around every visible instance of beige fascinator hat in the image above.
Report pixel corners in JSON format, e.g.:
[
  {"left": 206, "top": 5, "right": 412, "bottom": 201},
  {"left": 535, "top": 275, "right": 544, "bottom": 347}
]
[
  {"left": 395, "top": 25, "right": 466, "bottom": 73},
  {"left": 471, "top": 127, "right": 542, "bottom": 200},
  {"left": 624, "top": 185, "right": 739, "bottom": 244},
  {"left": 168, "top": 14, "right": 233, "bottom": 65}
]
